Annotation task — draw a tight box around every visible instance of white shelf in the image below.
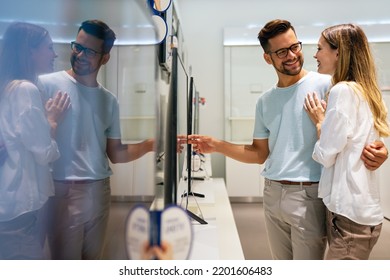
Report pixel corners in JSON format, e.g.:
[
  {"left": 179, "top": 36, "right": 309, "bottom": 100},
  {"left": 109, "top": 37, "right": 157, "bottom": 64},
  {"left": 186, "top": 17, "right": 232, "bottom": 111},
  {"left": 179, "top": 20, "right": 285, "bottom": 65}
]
[{"left": 177, "top": 178, "right": 245, "bottom": 260}]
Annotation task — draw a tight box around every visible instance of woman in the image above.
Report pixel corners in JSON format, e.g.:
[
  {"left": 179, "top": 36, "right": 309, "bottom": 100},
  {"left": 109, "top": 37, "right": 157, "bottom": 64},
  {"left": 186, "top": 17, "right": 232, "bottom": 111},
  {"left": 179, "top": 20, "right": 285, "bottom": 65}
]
[
  {"left": 0, "top": 22, "right": 69, "bottom": 259},
  {"left": 304, "top": 24, "right": 390, "bottom": 259}
]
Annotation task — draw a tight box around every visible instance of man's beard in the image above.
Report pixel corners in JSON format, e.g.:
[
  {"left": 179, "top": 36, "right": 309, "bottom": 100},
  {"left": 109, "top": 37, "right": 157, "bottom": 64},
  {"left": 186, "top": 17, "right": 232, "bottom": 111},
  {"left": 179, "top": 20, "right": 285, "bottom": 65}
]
[
  {"left": 70, "top": 55, "right": 99, "bottom": 76},
  {"left": 274, "top": 56, "right": 304, "bottom": 76}
]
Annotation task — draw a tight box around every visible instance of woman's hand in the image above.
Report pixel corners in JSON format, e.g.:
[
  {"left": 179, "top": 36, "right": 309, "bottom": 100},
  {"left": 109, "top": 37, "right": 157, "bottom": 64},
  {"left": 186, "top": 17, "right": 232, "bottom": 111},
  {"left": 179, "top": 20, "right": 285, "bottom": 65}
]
[
  {"left": 304, "top": 92, "right": 326, "bottom": 138},
  {"left": 45, "top": 91, "right": 71, "bottom": 137},
  {"left": 304, "top": 92, "right": 326, "bottom": 124}
]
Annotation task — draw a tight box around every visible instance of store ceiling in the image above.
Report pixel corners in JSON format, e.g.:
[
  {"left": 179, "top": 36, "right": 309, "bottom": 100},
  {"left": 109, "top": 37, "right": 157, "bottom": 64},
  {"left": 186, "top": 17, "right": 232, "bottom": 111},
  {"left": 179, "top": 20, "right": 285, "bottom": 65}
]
[
  {"left": 0, "top": 0, "right": 157, "bottom": 45},
  {"left": 2, "top": 0, "right": 390, "bottom": 44}
]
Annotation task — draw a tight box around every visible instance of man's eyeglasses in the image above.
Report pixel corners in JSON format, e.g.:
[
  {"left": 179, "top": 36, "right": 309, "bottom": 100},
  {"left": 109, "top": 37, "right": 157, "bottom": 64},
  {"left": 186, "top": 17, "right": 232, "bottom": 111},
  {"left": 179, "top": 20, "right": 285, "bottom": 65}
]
[
  {"left": 70, "top": 41, "right": 103, "bottom": 58},
  {"left": 268, "top": 42, "right": 302, "bottom": 59}
]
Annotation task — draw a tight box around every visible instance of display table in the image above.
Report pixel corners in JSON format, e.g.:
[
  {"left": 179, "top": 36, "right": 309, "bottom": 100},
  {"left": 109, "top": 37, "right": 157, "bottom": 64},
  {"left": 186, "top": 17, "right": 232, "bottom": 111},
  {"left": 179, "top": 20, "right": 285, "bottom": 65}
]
[{"left": 177, "top": 178, "right": 245, "bottom": 260}]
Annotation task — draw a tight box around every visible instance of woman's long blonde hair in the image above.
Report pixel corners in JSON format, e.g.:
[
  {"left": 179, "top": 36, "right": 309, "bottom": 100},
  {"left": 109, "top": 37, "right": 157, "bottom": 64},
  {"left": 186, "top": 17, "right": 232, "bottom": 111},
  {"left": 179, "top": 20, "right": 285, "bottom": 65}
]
[{"left": 322, "top": 23, "right": 390, "bottom": 137}]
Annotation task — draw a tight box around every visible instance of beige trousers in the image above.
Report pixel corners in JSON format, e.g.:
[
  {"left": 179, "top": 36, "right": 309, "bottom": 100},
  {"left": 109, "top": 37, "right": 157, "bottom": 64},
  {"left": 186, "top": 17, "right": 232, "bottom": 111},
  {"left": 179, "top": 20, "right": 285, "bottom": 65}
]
[
  {"left": 263, "top": 179, "right": 327, "bottom": 259},
  {"left": 47, "top": 178, "right": 111, "bottom": 260}
]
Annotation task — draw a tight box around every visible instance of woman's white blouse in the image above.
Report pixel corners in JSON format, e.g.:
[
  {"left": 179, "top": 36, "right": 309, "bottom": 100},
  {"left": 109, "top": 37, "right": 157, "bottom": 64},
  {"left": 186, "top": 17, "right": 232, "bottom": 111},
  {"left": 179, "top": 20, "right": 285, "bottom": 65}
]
[
  {"left": 0, "top": 80, "right": 59, "bottom": 222},
  {"left": 313, "top": 82, "right": 383, "bottom": 226}
]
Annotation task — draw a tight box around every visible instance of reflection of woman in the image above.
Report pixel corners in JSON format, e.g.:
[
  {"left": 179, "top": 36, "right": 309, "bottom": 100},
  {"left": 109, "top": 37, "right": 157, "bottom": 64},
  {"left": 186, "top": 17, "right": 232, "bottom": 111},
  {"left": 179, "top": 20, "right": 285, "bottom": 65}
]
[
  {"left": 0, "top": 22, "right": 69, "bottom": 259},
  {"left": 304, "top": 24, "right": 390, "bottom": 259}
]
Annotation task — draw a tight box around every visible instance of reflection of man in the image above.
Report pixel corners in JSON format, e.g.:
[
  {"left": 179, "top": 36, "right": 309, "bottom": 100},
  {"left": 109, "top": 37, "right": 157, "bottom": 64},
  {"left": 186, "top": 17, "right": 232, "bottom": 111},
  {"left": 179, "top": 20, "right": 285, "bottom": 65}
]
[{"left": 39, "top": 20, "right": 153, "bottom": 259}]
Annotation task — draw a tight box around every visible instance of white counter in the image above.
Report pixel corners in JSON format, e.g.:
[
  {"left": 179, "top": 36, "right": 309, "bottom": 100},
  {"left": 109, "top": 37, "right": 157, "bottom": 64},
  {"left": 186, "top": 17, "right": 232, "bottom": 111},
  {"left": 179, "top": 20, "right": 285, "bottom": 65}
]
[{"left": 177, "top": 178, "right": 245, "bottom": 260}]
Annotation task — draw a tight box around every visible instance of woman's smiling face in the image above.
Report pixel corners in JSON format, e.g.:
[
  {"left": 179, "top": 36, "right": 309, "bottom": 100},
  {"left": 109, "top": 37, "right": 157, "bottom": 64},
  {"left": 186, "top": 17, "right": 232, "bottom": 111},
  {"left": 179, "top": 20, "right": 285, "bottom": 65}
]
[{"left": 313, "top": 35, "right": 338, "bottom": 75}]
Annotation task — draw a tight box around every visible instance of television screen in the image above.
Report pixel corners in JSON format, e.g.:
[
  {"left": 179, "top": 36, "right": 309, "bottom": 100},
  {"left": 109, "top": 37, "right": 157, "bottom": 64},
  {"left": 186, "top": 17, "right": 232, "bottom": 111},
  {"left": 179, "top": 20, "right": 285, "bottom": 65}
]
[
  {"left": 163, "top": 46, "right": 189, "bottom": 204},
  {"left": 183, "top": 78, "right": 207, "bottom": 224},
  {"left": 193, "top": 86, "right": 200, "bottom": 135},
  {"left": 163, "top": 47, "right": 179, "bottom": 206},
  {"left": 185, "top": 77, "right": 204, "bottom": 194}
]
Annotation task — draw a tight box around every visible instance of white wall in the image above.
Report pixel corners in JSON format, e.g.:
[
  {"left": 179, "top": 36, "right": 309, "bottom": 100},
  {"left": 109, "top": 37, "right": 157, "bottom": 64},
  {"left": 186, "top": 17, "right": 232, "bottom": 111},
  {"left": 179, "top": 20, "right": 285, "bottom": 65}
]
[{"left": 175, "top": 0, "right": 390, "bottom": 178}]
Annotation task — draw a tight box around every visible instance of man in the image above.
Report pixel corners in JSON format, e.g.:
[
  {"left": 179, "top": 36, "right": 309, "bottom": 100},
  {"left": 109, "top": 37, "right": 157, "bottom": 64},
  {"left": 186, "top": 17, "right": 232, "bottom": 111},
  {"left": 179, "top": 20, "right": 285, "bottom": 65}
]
[
  {"left": 39, "top": 20, "right": 153, "bottom": 259},
  {"left": 188, "top": 19, "right": 388, "bottom": 259}
]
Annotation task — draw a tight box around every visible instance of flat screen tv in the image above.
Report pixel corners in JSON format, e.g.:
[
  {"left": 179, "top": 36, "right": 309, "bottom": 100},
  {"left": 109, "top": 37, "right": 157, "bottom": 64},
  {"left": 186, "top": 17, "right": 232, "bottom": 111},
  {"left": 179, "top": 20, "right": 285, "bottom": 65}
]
[
  {"left": 163, "top": 47, "right": 179, "bottom": 207},
  {"left": 163, "top": 48, "right": 207, "bottom": 224},
  {"left": 185, "top": 77, "right": 205, "bottom": 197},
  {"left": 164, "top": 46, "right": 189, "bottom": 206}
]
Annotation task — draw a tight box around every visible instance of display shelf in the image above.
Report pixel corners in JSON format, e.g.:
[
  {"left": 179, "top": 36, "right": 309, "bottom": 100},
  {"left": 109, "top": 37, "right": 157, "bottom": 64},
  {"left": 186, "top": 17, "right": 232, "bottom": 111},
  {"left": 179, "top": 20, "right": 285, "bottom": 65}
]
[{"left": 177, "top": 178, "right": 245, "bottom": 259}]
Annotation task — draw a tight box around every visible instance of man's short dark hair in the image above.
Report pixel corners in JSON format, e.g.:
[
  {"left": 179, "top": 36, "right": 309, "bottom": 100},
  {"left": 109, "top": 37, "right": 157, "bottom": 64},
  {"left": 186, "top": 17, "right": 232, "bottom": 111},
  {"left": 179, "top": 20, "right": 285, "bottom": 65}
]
[
  {"left": 79, "top": 19, "right": 116, "bottom": 53},
  {"left": 257, "top": 19, "right": 296, "bottom": 52}
]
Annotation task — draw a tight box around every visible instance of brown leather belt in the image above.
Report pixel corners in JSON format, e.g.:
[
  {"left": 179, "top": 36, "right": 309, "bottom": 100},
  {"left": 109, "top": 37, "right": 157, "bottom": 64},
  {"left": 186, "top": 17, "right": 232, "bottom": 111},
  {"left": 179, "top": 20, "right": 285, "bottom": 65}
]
[
  {"left": 272, "top": 180, "right": 319, "bottom": 186},
  {"left": 54, "top": 178, "right": 109, "bottom": 184}
]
